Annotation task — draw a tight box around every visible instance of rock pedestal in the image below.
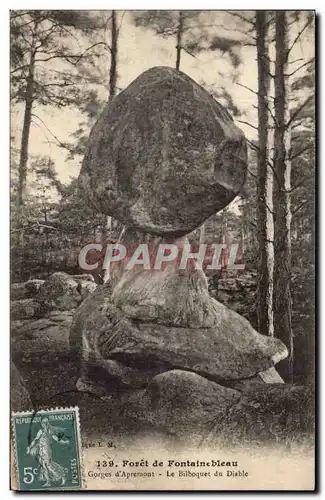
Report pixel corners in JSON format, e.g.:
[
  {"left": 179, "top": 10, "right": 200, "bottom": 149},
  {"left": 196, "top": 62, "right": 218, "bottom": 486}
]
[{"left": 72, "top": 66, "right": 289, "bottom": 440}]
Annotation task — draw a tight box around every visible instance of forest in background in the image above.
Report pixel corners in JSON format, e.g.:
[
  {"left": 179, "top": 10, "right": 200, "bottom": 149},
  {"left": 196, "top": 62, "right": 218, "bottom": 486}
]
[{"left": 10, "top": 10, "right": 315, "bottom": 385}]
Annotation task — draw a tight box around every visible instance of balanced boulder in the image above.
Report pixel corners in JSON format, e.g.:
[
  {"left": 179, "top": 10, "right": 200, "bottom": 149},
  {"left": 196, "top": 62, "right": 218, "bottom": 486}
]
[{"left": 79, "top": 66, "right": 247, "bottom": 236}]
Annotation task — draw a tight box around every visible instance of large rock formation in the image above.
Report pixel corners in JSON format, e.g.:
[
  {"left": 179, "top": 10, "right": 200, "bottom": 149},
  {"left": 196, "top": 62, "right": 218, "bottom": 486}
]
[
  {"left": 119, "top": 370, "right": 314, "bottom": 447},
  {"left": 69, "top": 66, "right": 295, "bottom": 444},
  {"left": 11, "top": 279, "right": 45, "bottom": 301},
  {"left": 12, "top": 311, "right": 74, "bottom": 364},
  {"left": 10, "top": 362, "right": 32, "bottom": 411},
  {"left": 79, "top": 66, "right": 247, "bottom": 236},
  {"left": 11, "top": 272, "right": 97, "bottom": 320},
  {"left": 11, "top": 272, "right": 98, "bottom": 365},
  {"left": 70, "top": 281, "right": 286, "bottom": 390}
]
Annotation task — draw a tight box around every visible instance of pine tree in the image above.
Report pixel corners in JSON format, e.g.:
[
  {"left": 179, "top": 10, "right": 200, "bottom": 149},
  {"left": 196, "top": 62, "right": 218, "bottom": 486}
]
[
  {"left": 11, "top": 10, "right": 102, "bottom": 210},
  {"left": 255, "top": 11, "right": 274, "bottom": 337},
  {"left": 273, "top": 11, "right": 315, "bottom": 382}
]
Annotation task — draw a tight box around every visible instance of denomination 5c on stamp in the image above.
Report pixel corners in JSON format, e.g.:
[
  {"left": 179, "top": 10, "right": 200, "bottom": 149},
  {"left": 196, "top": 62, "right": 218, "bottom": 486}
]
[{"left": 11, "top": 407, "right": 83, "bottom": 491}]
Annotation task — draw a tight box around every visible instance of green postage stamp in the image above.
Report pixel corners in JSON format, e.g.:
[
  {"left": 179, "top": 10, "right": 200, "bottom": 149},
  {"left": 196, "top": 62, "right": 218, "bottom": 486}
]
[{"left": 11, "top": 407, "right": 83, "bottom": 491}]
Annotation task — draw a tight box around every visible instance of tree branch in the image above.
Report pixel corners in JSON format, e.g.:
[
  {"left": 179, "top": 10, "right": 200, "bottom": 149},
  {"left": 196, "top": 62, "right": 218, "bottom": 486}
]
[
  {"left": 11, "top": 63, "right": 30, "bottom": 75},
  {"left": 288, "top": 16, "right": 314, "bottom": 55},
  {"left": 236, "top": 120, "right": 258, "bottom": 131},
  {"left": 11, "top": 221, "right": 103, "bottom": 236},
  {"left": 30, "top": 119, "right": 53, "bottom": 156},
  {"left": 29, "top": 41, "right": 111, "bottom": 67},
  {"left": 182, "top": 46, "right": 199, "bottom": 60},
  {"left": 117, "top": 11, "right": 126, "bottom": 34},
  {"left": 236, "top": 82, "right": 275, "bottom": 107},
  {"left": 286, "top": 57, "right": 314, "bottom": 77},
  {"left": 34, "top": 81, "right": 75, "bottom": 88},
  {"left": 247, "top": 168, "right": 257, "bottom": 179},
  {"left": 266, "top": 160, "right": 281, "bottom": 188},
  {"left": 196, "top": 23, "right": 255, "bottom": 39},
  {"left": 292, "top": 199, "right": 312, "bottom": 217},
  {"left": 291, "top": 119, "right": 303, "bottom": 130},
  {"left": 35, "top": 65, "right": 78, "bottom": 78},
  {"left": 288, "top": 57, "right": 304, "bottom": 65},
  {"left": 228, "top": 12, "right": 255, "bottom": 26},
  {"left": 289, "top": 144, "right": 314, "bottom": 161},
  {"left": 31, "top": 113, "right": 71, "bottom": 151},
  {"left": 247, "top": 139, "right": 281, "bottom": 187},
  {"left": 73, "top": 41, "right": 112, "bottom": 64},
  {"left": 246, "top": 139, "right": 259, "bottom": 151},
  {"left": 34, "top": 25, "right": 58, "bottom": 50},
  {"left": 287, "top": 95, "right": 314, "bottom": 127},
  {"left": 34, "top": 54, "right": 82, "bottom": 63},
  {"left": 236, "top": 82, "right": 258, "bottom": 96},
  {"left": 289, "top": 173, "right": 314, "bottom": 193}
]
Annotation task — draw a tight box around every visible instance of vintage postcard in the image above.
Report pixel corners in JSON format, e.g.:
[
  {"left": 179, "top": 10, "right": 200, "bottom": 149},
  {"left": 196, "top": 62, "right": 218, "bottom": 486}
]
[{"left": 10, "top": 10, "right": 315, "bottom": 491}]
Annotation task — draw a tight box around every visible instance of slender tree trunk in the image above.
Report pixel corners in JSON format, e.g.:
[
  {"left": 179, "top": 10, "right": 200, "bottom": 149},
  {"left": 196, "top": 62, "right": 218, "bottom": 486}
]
[
  {"left": 107, "top": 10, "right": 118, "bottom": 233},
  {"left": 273, "top": 11, "right": 293, "bottom": 382},
  {"left": 103, "top": 10, "right": 119, "bottom": 281},
  {"left": 307, "top": 210, "right": 315, "bottom": 386},
  {"left": 109, "top": 10, "right": 118, "bottom": 101},
  {"left": 256, "top": 11, "right": 274, "bottom": 337},
  {"left": 241, "top": 227, "right": 245, "bottom": 255},
  {"left": 16, "top": 46, "right": 36, "bottom": 280},
  {"left": 17, "top": 50, "right": 36, "bottom": 209},
  {"left": 242, "top": 198, "right": 249, "bottom": 253},
  {"left": 43, "top": 202, "right": 51, "bottom": 278},
  {"left": 175, "top": 11, "right": 184, "bottom": 71}
]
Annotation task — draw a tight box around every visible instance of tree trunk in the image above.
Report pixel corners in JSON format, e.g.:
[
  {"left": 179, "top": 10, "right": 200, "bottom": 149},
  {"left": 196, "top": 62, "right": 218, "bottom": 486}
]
[
  {"left": 17, "top": 50, "right": 36, "bottom": 209},
  {"left": 103, "top": 10, "right": 119, "bottom": 281},
  {"left": 242, "top": 197, "right": 249, "bottom": 253},
  {"left": 16, "top": 46, "right": 36, "bottom": 281},
  {"left": 256, "top": 11, "right": 274, "bottom": 337},
  {"left": 107, "top": 9, "right": 118, "bottom": 237},
  {"left": 109, "top": 10, "right": 118, "bottom": 101},
  {"left": 273, "top": 11, "right": 293, "bottom": 382},
  {"left": 175, "top": 11, "right": 184, "bottom": 70}
]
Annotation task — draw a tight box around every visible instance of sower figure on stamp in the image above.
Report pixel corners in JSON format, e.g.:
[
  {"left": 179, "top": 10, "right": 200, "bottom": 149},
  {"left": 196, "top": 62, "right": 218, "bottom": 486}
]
[{"left": 27, "top": 417, "right": 69, "bottom": 487}]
